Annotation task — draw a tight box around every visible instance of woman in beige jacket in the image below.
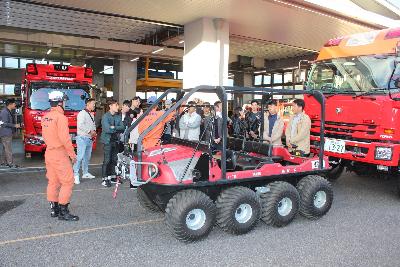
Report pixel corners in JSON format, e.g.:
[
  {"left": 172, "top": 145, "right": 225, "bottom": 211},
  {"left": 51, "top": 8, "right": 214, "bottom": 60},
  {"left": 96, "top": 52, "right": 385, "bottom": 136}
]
[{"left": 285, "top": 99, "right": 311, "bottom": 155}]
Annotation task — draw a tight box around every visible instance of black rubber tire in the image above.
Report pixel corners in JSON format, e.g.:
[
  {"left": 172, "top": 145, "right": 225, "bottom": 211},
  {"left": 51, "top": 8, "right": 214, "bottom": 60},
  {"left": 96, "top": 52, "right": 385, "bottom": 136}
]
[
  {"left": 137, "top": 187, "right": 160, "bottom": 212},
  {"left": 260, "top": 181, "right": 300, "bottom": 227},
  {"left": 165, "top": 190, "right": 216, "bottom": 242},
  {"left": 325, "top": 164, "right": 344, "bottom": 181},
  {"left": 216, "top": 186, "right": 261, "bottom": 235},
  {"left": 297, "top": 175, "right": 333, "bottom": 219}
]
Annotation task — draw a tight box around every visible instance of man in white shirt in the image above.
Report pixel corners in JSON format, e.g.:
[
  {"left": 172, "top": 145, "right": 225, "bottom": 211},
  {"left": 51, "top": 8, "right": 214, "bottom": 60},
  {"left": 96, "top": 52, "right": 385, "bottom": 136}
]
[
  {"left": 73, "top": 98, "right": 97, "bottom": 184},
  {"left": 179, "top": 101, "right": 201, "bottom": 141}
]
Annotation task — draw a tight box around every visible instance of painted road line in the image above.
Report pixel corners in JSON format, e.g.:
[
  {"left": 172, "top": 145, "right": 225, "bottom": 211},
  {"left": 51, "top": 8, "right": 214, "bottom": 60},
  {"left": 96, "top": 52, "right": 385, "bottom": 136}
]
[
  {"left": 0, "top": 218, "right": 163, "bottom": 246},
  {"left": 0, "top": 187, "right": 131, "bottom": 199}
]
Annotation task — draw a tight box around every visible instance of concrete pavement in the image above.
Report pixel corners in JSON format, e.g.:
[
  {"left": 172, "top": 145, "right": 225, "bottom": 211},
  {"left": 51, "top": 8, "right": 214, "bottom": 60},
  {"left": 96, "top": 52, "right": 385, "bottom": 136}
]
[{"left": 0, "top": 169, "right": 400, "bottom": 266}]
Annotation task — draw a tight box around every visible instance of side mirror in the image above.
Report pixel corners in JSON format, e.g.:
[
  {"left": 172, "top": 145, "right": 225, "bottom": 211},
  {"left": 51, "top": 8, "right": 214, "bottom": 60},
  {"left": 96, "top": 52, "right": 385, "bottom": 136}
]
[{"left": 14, "top": 84, "right": 21, "bottom": 96}]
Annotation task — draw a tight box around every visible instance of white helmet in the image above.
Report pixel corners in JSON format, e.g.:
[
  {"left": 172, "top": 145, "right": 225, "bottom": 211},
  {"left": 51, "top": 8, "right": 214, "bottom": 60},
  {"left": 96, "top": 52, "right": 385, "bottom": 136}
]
[{"left": 48, "top": 91, "right": 69, "bottom": 102}]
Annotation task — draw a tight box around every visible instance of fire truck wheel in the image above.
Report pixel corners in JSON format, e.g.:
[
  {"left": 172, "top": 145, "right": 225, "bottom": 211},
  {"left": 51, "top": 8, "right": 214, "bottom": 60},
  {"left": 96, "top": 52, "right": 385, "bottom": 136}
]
[
  {"left": 297, "top": 175, "right": 333, "bottom": 219},
  {"left": 165, "top": 190, "right": 216, "bottom": 242},
  {"left": 325, "top": 164, "right": 344, "bottom": 181},
  {"left": 137, "top": 187, "right": 160, "bottom": 212},
  {"left": 260, "top": 181, "right": 299, "bottom": 227},
  {"left": 216, "top": 186, "right": 261, "bottom": 235}
]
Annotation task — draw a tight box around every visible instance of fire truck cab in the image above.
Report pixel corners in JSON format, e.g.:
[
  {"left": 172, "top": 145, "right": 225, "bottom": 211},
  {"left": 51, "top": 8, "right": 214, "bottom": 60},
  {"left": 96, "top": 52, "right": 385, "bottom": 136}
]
[
  {"left": 304, "top": 28, "right": 400, "bottom": 182},
  {"left": 18, "top": 63, "right": 94, "bottom": 155}
]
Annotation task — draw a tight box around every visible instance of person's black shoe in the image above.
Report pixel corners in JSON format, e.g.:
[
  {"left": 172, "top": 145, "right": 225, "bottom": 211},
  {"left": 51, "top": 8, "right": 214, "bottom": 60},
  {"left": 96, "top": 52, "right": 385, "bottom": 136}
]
[
  {"left": 129, "top": 183, "right": 136, "bottom": 189},
  {"left": 50, "top": 202, "right": 59, "bottom": 217},
  {"left": 7, "top": 164, "right": 20, "bottom": 168},
  {"left": 110, "top": 178, "right": 122, "bottom": 184},
  {"left": 58, "top": 204, "right": 79, "bottom": 221},
  {"left": 101, "top": 179, "right": 111, "bottom": 187}
]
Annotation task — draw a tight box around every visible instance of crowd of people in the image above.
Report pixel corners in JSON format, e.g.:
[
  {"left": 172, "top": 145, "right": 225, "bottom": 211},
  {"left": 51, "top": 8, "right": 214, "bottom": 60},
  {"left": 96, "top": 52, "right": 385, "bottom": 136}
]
[
  {"left": 72, "top": 96, "right": 312, "bottom": 189},
  {"left": 25, "top": 91, "right": 312, "bottom": 221}
]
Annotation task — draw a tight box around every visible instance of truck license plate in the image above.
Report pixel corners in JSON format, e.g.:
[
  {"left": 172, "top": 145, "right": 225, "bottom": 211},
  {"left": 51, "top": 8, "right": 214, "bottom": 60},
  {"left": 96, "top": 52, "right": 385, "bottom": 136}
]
[{"left": 324, "top": 138, "right": 346, "bottom": 154}]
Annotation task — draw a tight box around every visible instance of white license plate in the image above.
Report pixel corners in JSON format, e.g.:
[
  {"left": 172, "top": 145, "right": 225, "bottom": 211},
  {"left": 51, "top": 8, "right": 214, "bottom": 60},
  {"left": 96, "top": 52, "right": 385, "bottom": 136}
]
[{"left": 324, "top": 138, "right": 346, "bottom": 154}]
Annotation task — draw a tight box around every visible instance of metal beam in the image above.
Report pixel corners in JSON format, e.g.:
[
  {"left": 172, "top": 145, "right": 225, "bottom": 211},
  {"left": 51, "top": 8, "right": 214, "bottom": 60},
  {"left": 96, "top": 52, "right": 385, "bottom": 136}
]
[
  {"left": 265, "top": 54, "right": 317, "bottom": 72},
  {"left": 0, "top": 27, "right": 184, "bottom": 61}
]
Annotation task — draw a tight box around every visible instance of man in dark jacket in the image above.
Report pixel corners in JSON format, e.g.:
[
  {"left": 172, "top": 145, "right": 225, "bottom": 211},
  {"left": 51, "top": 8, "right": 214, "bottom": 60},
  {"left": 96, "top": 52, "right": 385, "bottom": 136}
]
[
  {"left": 231, "top": 106, "right": 246, "bottom": 138},
  {"left": 0, "top": 99, "right": 20, "bottom": 168},
  {"left": 212, "top": 101, "right": 223, "bottom": 151},
  {"left": 100, "top": 99, "right": 125, "bottom": 187},
  {"left": 245, "top": 100, "right": 261, "bottom": 141}
]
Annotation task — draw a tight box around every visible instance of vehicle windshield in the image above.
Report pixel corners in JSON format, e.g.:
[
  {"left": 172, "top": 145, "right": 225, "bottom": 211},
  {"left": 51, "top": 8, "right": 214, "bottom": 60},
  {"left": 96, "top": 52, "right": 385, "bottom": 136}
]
[
  {"left": 29, "top": 82, "right": 89, "bottom": 111},
  {"left": 306, "top": 55, "right": 397, "bottom": 94}
]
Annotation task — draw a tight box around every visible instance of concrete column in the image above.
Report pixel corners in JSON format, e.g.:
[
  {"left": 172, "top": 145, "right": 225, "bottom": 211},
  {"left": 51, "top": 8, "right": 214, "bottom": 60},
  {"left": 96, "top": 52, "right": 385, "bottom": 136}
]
[
  {"left": 183, "top": 17, "right": 229, "bottom": 93},
  {"left": 233, "top": 72, "right": 253, "bottom": 106},
  {"left": 88, "top": 59, "right": 104, "bottom": 88},
  {"left": 113, "top": 57, "right": 137, "bottom": 103}
]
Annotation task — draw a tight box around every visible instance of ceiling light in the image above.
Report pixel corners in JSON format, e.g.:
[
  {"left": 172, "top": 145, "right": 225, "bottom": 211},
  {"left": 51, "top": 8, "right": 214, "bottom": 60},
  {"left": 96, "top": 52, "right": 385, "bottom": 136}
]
[
  {"left": 41, "top": 58, "right": 45, "bottom": 62},
  {"left": 82, "top": 64, "right": 86, "bottom": 67},
  {"left": 179, "top": 40, "right": 185, "bottom": 44},
  {"left": 152, "top": 48, "right": 164, "bottom": 54},
  {"left": 130, "top": 57, "right": 140, "bottom": 62},
  {"left": 46, "top": 49, "right": 52, "bottom": 55}
]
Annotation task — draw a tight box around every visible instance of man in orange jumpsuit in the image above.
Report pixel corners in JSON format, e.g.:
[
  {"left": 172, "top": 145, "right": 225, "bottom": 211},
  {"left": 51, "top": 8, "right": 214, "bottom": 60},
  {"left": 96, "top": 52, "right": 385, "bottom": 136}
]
[
  {"left": 138, "top": 96, "right": 175, "bottom": 150},
  {"left": 41, "top": 91, "right": 79, "bottom": 221}
]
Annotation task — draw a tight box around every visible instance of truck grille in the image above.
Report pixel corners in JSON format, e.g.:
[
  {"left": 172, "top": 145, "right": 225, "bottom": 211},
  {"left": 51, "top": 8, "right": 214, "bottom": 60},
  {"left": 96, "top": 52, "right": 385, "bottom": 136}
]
[{"left": 311, "top": 120, "right": 377, "bottom": 142}]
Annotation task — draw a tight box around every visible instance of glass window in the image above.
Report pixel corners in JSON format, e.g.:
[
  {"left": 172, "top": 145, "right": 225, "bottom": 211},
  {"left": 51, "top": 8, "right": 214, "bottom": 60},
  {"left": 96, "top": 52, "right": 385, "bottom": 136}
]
[
  {"left": 103, "top": 65, "right": 113, "bottom": 75},
  {"left": 0, "top": 56, "right": 2, "bottom": 68},
  {"left": 226, "top": 78, "right": 234, "bottom": 86},
  {"left": 263, "top": 74, "right": 271, "bottom": 85},
  {"left": 300, "top": 70, "right": 306, "bottom": 82},
  {"left": 29, "top": 83, "right": 89, "bottom": 111},
  {"left": 4, "top": 84, "right": 15, "bottom": 95},
  {"left": 62, "top": 62, "right": 71, "bottom": 66},
  {"left": 0, "top": 84, "right": 4, "bottom": 95},
  {"left": 254, "top": 75, "right": 262, "bottom": 85},
  {"left": 295, "top": 84, "right": 304, "bottom": 90},
  {"left": 147, "top": 91, "right": 157, "bottom": 98},
  {"left": 35, "top": 59, "right": 48, "bottom": 64},
  {"left": 106, "top": 91, "right": 113, "bottom": 98},
  {"left": 273, "top": 73, "right": 282, "bottom": 84},
  {"left": 49, "top": 61, "right": 61, "bottom": 65},
  {"left": 137, "top": 92, "right": 146, "bottom": 99},
  {"left": 4, "top": 57, "right": 19, "bottom": 68},
  {"left": 20, "top": 59, "right": 33, "bottom": 68},
  {"left": 177, "top": 72, "right": 183, "bottom": 79},
  {"left": 284, "top": 72, "right": 293, "bottom": 83}
]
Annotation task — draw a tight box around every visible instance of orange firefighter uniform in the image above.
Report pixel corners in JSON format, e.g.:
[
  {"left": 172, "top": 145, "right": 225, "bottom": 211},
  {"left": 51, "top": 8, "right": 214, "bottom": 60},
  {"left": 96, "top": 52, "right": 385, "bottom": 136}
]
[
  {"left": 41, "top": 106, "right": 76, "bottom": 205},
  {"left": 138, "top": 109, "right": 174, "bottom": 150}
]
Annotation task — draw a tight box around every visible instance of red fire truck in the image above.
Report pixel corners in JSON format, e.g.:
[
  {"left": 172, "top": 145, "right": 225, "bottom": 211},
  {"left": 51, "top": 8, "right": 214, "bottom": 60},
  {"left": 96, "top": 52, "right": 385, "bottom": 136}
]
[
  {"left": 304, "top": 27, "right": 400, "bottom": 183},
  {"left": 17, "top": 63, "right": 94, "bottom": 156}
]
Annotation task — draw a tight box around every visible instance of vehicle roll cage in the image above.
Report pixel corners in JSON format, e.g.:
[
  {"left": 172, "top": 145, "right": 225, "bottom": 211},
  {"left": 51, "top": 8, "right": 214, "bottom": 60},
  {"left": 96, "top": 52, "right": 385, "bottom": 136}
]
[{"left": 124, "top": 85, "right": 326, "bottom": 181}]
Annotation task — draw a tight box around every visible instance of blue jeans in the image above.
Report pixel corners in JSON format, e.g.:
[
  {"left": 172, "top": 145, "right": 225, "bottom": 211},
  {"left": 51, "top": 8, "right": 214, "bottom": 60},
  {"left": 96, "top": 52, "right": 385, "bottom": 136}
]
[{"left": 73, "top": 136, "right": 93, "bottom": 176}]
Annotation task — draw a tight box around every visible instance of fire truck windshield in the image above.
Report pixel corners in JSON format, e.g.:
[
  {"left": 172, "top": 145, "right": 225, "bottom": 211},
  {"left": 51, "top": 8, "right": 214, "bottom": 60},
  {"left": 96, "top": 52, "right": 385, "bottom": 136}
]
[
  {"left": 306, "top": 55, "right": 397, "bottom": 94},
  {"left": 28, "top": 82, "right": 89, "bottom": 111}
]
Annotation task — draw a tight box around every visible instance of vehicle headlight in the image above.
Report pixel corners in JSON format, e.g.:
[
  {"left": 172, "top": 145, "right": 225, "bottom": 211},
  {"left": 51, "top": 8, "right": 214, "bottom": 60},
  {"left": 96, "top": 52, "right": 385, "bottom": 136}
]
[
  {"left": 148, "top": 165, "right": 159, "bottom": 178},
  {"left": 375, "top": 147, "right": 393, "bottom": 160}
]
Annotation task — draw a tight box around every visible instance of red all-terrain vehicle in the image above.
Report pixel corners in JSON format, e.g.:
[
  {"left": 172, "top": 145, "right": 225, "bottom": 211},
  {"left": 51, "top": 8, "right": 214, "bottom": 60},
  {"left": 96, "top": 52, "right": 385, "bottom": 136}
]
[{"left": 116, "top": 86, "right": 333, "bottom": 242}]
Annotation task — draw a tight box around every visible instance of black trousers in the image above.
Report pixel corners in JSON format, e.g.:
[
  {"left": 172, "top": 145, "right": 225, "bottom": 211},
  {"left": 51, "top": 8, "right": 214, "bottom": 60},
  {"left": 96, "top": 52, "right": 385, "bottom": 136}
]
[{"left": 102, "top": 142, "right": 119, "bottom": 178}]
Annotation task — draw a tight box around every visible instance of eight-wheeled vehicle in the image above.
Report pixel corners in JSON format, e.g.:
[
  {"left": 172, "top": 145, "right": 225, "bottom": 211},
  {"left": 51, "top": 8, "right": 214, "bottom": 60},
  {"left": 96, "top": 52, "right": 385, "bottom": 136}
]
[{"left": 116, "top": 85, "right": 333, "bottom": 242}]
